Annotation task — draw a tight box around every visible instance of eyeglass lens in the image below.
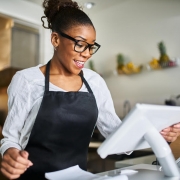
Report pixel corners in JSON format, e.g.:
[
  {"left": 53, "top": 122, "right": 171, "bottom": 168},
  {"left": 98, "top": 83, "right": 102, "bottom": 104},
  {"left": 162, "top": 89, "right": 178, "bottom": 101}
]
[{"left": 75, "top": 41, "right": 99, "bottom": 55}]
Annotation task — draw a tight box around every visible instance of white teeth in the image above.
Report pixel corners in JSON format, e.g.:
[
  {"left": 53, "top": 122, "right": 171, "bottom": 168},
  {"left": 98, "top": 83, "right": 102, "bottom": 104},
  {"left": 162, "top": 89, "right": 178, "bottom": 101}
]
[{"left": 75, "top": 60, "right": 84, "bottom": 64}]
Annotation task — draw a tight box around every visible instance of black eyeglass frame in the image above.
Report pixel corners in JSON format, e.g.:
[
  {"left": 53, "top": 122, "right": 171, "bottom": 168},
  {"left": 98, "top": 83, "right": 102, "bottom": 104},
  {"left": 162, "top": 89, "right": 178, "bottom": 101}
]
[{"left": 58, "top": 31, "right": 101, "bottom": 55}]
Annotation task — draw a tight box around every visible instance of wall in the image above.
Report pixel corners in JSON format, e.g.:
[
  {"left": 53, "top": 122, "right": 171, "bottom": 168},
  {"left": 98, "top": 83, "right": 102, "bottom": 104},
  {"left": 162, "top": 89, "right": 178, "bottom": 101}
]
[
  {"left": 0, "top": 0, "right": 53, "bottom": 65},
  {"left": 0, "top": 0, "right": 42, "bottom": 25},
  {"left": 0, "top": 0, "right": 180, "bottom": 118},
  {"left": 88, "top": 0, "right": 180, "bottom": 117}
]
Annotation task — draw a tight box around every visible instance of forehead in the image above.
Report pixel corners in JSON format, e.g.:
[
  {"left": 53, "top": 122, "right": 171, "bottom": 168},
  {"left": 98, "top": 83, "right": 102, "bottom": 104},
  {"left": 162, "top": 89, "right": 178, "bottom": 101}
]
[{"left": 66, "top": 25, "right": 96, "bottom": 41}]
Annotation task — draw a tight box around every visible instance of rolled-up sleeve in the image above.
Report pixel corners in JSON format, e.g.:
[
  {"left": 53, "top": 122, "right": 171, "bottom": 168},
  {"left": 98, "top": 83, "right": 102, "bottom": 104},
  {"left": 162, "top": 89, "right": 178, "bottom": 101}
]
[
  {"left": 0, "top": 72, "right": 31, "bottom": 156},
  {"left": 96, "top": 77, "right": 121, "bottom": 138}
]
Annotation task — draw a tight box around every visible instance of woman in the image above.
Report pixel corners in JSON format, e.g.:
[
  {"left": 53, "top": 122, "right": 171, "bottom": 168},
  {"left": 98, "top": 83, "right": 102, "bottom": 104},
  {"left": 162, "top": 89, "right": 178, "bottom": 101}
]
[{"left": 0, "top": 0, "right": 180, "bottom": 179}]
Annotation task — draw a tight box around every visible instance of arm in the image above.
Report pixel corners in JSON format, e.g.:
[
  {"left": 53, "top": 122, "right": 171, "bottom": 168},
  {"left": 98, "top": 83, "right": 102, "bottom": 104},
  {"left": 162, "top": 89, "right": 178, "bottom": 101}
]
[
  {"left": 95, "top": 76, "right": 121, "bottom": 138},
  {"left": 0, "top": 72, "right": 33, "bottom": 179}
]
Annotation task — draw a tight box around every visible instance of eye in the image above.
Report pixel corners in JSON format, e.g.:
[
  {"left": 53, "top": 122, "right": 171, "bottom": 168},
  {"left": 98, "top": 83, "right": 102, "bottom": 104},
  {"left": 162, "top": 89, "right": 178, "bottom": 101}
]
[
  {"left": 76, "top": 41, "right": 87, "bottom": 49},
  {"left": 76, "top": 43, "right": 84, "bottom": 48},
  {"left": 90, "top": 46, "right": 97, "bottom": 50},
  {"left": 90, "top": 45, "right": 98, "bottom": 51}
]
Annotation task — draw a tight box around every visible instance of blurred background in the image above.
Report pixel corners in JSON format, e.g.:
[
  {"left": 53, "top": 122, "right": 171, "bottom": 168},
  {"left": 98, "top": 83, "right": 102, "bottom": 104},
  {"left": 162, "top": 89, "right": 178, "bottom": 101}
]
[{"left": 0, "top": 0, "right": 180, "bottom": 178}]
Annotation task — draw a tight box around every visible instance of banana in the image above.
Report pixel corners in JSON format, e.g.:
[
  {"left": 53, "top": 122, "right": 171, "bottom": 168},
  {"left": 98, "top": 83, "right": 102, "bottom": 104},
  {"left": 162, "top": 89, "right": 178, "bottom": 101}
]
[
  {"left": 117, "top": 62, "right": 142, "bottom": 74},
  {"left": 149, "top": 58, "right": 161, "bottom": 69}
]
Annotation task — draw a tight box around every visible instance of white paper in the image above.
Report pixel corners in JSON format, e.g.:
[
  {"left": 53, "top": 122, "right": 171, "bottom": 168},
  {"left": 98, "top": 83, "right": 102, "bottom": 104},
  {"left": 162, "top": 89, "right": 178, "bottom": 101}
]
[
  {"left": 45, "top": 166, "right": 131, "bottom": 180},
  {"left": 45, "top": 165, "right": 99, "bottom": 180}
]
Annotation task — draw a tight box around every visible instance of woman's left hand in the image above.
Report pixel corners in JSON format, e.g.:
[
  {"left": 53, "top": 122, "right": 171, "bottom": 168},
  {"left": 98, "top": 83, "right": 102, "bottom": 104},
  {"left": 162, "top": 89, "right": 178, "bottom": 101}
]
[{"left": 160, "top": 122, "right": 180, "bottom": 143}]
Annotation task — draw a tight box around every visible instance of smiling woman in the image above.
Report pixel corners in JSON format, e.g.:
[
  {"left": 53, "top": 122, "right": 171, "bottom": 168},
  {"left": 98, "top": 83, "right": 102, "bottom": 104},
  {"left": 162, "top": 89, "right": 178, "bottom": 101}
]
[{"left": 1, "top": 0, "right": 180, "bottom": 180}]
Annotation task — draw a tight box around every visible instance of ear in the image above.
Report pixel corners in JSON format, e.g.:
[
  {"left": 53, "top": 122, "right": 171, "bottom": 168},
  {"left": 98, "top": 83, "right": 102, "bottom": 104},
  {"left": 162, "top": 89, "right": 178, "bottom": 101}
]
[{"left": 51, "top": 32, "right": 60, "bottom": 48}]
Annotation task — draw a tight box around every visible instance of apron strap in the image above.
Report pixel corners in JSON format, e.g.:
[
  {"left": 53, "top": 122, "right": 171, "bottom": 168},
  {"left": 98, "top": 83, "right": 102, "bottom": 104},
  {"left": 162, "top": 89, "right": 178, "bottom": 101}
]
[
  {"left": 79, "top": 71, "right": 93, "bottom": 94},
  {"left": 45, "top": 60, "right": 51, "bottom": 92}
]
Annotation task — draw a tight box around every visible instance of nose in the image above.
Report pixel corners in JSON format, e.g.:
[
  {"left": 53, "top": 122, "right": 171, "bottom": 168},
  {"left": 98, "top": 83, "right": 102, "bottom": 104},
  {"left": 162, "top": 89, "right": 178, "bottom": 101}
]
[{"left": 80, "top": 47, "right": 91, "bottom": 58}]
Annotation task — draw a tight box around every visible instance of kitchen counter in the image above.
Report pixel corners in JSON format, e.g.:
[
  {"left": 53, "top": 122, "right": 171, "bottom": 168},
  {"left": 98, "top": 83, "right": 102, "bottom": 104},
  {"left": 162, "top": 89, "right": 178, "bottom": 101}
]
[{"left": 97, "top": 164, "right": 180, "bottom": 180}]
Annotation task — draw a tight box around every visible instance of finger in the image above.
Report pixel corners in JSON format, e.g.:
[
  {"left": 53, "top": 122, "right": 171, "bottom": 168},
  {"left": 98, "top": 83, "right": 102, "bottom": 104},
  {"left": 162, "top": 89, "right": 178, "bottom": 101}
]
[
  {"left": 164, "top": 126, "right": 180, "bottom": 134},
  {"left": 20, "top": 151, "right": 29, "bottom": 159},
  {"left": 161, "top": 130, "right": 178, "bottom": 142},
  {"left": 172, "top": 124, "right": 180, "bottom": 132},
  {"left": 163, "top": 135, "right": 177, "bottom": 143},
  {"left": 1, "top": 161, "right": 27, "bottom": 175},
  {"left": 160, "top": 131, "right": 177, "bottom": 137},
  {"left": 161, "top": 127, "right": 171, "bottom": 132},
  {"left": 4, "top": 153, "right": 29, "bottom": 168},
  {"left": 1, "top": 167, "right": 21, "bottom": 180},
  {"left": 173, "top": 123, "right": 180, "bottom": 128},
  {"left": 170, "top": 127, "right": 180, "bottom": 133},
  {"left": 2, "top": 157, "right": 28, "bottom": 170},
  {"left": 20, "top": 151, "right": 33, "bottom": 166},
  {"left": 161, "top": 126, "right": 180, "bottom": 135},
  {"left": 9, "top": 153, "right": 32, "bottom": 166}
]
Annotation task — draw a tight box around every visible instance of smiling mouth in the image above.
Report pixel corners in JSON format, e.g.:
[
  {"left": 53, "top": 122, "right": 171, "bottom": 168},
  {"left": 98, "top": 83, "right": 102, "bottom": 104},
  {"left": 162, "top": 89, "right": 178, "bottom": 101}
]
[{"left": 74, "top": 60, "right": 85, "bottom": 68}]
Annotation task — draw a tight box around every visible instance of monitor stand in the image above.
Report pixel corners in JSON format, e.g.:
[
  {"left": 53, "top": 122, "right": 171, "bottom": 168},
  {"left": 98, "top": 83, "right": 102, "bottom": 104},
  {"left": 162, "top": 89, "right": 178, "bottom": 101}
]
[
  {"left": 144, "top": 125, "right": 180, "bottom": 177},
  {"left": 97, "top": 164, "right": 180, "bottom": 180}
]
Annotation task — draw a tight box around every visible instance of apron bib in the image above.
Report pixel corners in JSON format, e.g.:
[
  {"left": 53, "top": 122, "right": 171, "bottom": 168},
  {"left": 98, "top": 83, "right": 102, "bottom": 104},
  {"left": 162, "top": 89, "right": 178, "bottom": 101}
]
[{"left": 18, "top": 61, "right": 98, "bottom": 179}]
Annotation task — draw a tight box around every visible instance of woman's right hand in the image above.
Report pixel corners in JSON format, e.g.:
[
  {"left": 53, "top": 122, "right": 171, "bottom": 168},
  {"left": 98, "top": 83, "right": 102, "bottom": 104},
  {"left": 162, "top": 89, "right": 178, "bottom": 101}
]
[{"left": 0, "top": 148, "right": 33, "bottom": 179}]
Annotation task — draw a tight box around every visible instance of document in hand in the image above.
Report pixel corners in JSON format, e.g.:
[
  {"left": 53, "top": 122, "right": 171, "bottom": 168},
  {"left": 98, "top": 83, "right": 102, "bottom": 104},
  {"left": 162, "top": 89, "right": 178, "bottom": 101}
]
[
  {"left": 45, "top": 165, "right": 99, "bottom": 180},
  {"left": 45, "top": 165, "right": 129, "bottom": 180}
]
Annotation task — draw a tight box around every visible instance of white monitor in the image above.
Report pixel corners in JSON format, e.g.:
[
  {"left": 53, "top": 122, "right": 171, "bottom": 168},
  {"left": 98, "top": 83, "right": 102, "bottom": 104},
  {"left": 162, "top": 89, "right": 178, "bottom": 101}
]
[{"left": 97, "top": 103, "right": 180, "bottom": 177}]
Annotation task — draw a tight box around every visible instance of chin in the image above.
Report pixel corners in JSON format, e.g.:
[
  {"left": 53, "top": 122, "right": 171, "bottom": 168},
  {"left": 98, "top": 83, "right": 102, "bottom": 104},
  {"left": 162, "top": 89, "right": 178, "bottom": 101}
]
[{"left": 75, "top": 70, "right": 82, "bottom": 75}]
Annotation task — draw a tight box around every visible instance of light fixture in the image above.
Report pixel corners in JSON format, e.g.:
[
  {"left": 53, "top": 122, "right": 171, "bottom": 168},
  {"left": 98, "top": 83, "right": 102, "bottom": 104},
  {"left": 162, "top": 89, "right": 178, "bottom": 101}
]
[{"left": 84, "top": 2, "right": 95, "bottom": 9}]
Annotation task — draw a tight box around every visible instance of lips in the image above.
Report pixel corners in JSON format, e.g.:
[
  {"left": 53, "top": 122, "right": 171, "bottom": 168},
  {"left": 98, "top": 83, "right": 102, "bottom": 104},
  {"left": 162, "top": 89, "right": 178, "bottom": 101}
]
[{"left": 74, "top": 60, "right": 85, "bottom": 69}]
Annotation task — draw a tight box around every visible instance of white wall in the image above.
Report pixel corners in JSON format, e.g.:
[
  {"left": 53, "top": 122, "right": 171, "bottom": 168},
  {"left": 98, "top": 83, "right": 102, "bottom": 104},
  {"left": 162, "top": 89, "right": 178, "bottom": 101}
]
[
  {"left": 88, "top": 0, "right": 180, "bottom": 118},
  {"left": 0, "top": 0, "right": 42, "bottom": 25}
]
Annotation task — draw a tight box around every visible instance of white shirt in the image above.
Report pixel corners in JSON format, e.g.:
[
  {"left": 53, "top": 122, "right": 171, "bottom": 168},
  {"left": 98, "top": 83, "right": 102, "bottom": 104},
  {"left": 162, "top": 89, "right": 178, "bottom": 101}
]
[{"left": 0, "top": 65, "right": 121, "bottom": 156}]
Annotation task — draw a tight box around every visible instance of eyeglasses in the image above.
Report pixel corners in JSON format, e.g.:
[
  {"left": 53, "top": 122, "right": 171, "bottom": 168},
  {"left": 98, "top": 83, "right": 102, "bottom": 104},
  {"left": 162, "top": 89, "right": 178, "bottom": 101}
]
[{"left": 58, "top": 31, "right": 101, "bottom": 55}]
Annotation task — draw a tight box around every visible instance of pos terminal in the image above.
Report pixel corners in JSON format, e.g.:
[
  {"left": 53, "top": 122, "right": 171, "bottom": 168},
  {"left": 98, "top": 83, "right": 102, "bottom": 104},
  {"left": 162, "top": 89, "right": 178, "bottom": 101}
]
[{"left": 97, "top": 104, "right": 180, "bottom": 179}]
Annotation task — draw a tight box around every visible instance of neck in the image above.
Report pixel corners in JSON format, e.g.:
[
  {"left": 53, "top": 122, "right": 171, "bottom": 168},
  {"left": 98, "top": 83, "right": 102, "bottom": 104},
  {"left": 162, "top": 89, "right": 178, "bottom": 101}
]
[{"left": 50, "top": 58, "right": 73, "bottom": 77}]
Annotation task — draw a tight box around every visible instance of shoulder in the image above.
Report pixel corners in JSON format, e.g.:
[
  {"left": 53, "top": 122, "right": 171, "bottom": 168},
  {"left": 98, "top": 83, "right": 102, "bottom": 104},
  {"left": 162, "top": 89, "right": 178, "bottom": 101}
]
[
  {"left": 15, "top": 64, "right": 44, "bottom": 83},
  {"left": 8, "top": 65, "right": 44, "bottom": 94}
]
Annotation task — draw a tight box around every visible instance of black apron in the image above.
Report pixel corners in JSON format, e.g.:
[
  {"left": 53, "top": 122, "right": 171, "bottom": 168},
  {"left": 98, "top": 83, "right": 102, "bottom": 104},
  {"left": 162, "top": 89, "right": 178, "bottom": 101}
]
[{"left": 18, "top": 60, "right": 98, "bottom": 179}]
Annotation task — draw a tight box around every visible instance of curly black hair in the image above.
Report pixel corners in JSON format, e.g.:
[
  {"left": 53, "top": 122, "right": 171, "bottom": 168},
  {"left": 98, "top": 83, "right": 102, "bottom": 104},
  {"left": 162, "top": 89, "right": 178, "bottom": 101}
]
[{"left": 41, "top": 0, "right": 94, "bottom": 33}]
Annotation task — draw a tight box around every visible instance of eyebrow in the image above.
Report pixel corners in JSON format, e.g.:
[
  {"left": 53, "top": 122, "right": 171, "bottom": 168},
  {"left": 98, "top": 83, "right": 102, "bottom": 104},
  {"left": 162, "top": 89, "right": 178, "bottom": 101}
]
[{"left": 74, "top": 36, "right": 96, "bottom": 42}]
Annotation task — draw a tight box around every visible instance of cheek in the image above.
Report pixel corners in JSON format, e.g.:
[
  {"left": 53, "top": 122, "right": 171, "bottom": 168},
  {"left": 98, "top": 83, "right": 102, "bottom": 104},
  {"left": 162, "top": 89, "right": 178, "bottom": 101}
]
[
  {"left": 64, "top": 50, "right": 77, "bottom": 61},
  {"left": 58, "top": 47, "right": 77, "bottom": 64}
]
